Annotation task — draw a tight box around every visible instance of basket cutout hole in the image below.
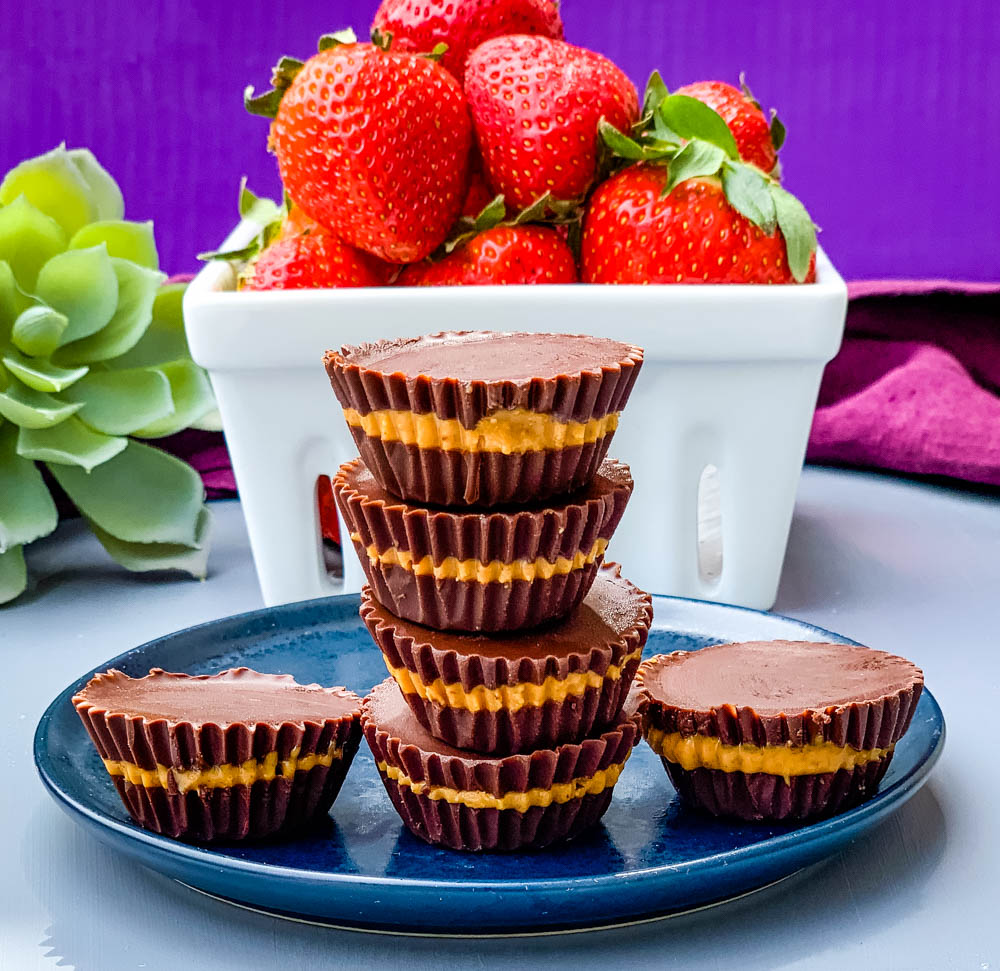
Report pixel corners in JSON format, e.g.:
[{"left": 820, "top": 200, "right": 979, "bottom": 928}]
[
  {"left": 697, "top": 464, "right": 723, "bottom": 584},
  {"left": 316, "top": 475, "right": 343, "bottom": 580}
]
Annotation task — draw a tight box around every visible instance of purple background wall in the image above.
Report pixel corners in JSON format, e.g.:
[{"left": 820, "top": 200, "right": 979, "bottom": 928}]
[{"left": 5, "top": 1, "right": 998, "bottom": 281}]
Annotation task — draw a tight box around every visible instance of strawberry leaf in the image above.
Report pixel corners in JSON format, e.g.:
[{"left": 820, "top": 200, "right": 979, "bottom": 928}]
[
  {"left": 371, "top": 28, "right": 393, "bottom": 51},
  {"left": 664, "top": 140, "right": 726, "bottom": 196},
  {"left": 244, "top": 85, "right": 284, "bottom": 119},
  {"left": 318, "top": 28, "right": 357, "bottom": 51},
  {"left": 642, "top": 70, "right": 669, "bottom": 120},
  {"left": 739, "top": 72, "right": 762, "bottom": 110},
  {"left": 770, "top": 184, "right": 817, "bottom": 283},
  {"left": 660, "top": 95, "right": 739, "bottom": 160},
  {"left": 721, "top": 160, "right": 777, "bottom": 235},
  {"left": 244, "top": 55, "right": 306, "bottom": 118},
  {"left": 423, "top": 42, "right": 449, "bottom": 62},
  {"left": 238, "top": 178, "right": 283, "bottom": 227},
  {"left": 599, "top": 119, "right": 648, "bottom": 160},
  {"left": 474, "top": 195, "right": 508, "bottom": 232},
  {"left": 770, "top": 109, "right": 786, "bottom": 152}
]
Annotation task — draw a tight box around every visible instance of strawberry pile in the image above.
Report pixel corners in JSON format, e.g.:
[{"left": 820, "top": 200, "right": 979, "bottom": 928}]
[{"left": 231, "top": 1, "right": 818, "bottom": 289}]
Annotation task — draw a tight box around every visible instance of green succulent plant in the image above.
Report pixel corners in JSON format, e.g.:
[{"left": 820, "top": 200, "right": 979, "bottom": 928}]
[{"left": 0, "top": 145, "right": 220, "bottom": 605}]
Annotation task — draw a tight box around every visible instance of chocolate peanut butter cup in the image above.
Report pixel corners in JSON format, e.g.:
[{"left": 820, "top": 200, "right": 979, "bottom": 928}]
[
  {"left": 334, "top": 456, "right": 633, "bottom": 631},
  {"left": 362, "top": 677, "right": 639, "bottom": 852},
  {"left": 72, "top": 668, "right": 363, "bottom": 842},
  {"left": 636, "top": 641, "right": 924, "bottom": 822},
  {"left": 323, "top": 331, "right": 643, "bottom": 507},
  {"left": 360, "top": 564, "right": 652, "bottom": 755}
]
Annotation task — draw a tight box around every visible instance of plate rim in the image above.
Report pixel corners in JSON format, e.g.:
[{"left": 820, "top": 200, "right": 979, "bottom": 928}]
[{"left": 34, "top": 591, "right": 946, "bottom": 896}]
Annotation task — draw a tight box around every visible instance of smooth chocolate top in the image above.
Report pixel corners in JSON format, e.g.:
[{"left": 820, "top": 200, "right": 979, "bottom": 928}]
[
  {"left": 73, "top": 668, "right": 362, "bottom": 726},
  {"left": 339, "top": 455, "right": 632, "bottom": 510},
  {"left": 642, "top": 641, "right": 923, "bottom": 716},
  {"left": 363, "top": 566, "right": 650, "bottom": 661},
  {"left": 336, "top": 331, "right": 641, "bottom": 383}
]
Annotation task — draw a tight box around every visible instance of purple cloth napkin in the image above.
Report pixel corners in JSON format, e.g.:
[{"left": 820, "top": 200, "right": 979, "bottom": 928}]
[
  {"left": 807, "top": 281, "right": 1000, "bottom": 487},
  {"left": 168, "top": 279, "right": 1000, "bottom": 498}
]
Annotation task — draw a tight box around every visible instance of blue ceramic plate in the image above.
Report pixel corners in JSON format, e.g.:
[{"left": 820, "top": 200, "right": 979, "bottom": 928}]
[{"left": 35, "top": 594, "right": 944, "bottom": 935}]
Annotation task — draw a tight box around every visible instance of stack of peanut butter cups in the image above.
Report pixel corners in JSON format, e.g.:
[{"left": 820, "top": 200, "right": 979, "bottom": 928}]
[{"left": 324, "top": 331, "right": 653, "bottom": 852}]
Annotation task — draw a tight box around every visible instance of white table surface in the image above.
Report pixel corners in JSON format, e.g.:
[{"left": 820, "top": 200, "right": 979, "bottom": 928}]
[{"left": 2, "top": 467, "right": 997, "bottom": 971}]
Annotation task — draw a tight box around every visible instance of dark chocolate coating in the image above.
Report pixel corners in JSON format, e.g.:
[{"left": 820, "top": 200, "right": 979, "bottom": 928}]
[
  {"left": 362, "top": 678, "right": 639, "bottom": 851},
  {"left": 361, "top": 565, "right": 651, "bottom": 753},
  {"left": 638, "top": 642, "right": 923, "bottom": 748},
  {"left": 324, "top": 331, "right": 644, "bottom": 426},
  {"left": 334, "top": 456, "right": 633, "bottom": 631},
  {"left": 72, "top": 668, "right": 363, "bottom": 842},
  {"left": 109, "top": 729, "right": 362, "bottom": 841},
  {"left": 637, "top": 641, "right": 923, "bottom": 823},
  {"left": 351, "top": 433, "right": 614, "bottom": 508},
  {"left": 663, "top": 757, "right": 893, "bottom": 823}
]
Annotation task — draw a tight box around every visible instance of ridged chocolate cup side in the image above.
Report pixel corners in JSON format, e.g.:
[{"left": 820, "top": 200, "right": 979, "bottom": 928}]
[
  {"left": 334, "top": 456, "right": 633, "bottom": 631},
  {"left": 353, "top": 436, "right": 615, "bottom": 507},
  {"left": 385, "top": 785, "right": 617, "bottom": 852},
  {"left": 636, "top": 646, "right": 923, "bottom": 823},
  {"left": 362, "top": 681, "right": 639, "bottom": 852},
  {"left": 72, "top": 669, "right": 363, "bottom": 842},
  {"left": 324, "top": 332, "right": 645, "bottom": 426},
  {"left": 663, "top": 758, "right": 895, "bottom": 822},
  {"left": 360, "top": 565, "right": 653, "bottom": 754},
  {"left": 407, "top": 654, "right": 644, "bottom": 754}
]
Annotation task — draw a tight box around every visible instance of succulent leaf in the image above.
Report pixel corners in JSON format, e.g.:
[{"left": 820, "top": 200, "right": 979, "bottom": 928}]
[
  {"left": 11, "top": 305, "right": 68, "bottom": 357},
  {"left": 2, "top": 348, "right": 89, "bottom": 393},
  {"left": 0, "top": 544, "right": 27, "bottom": 605},
  {"left": 55, "top": 259, "right": 166, "bottom": 364},
  {"left": 47, "top": 441, "right": 204, "bottom": 546},
  {"left": 88, "top": 506, "right": 212, "bottom": 579},
  {"left": 65, "top": 148, "right": 125, "bottom": 221},
  {"left": 0, "top": 425, "right": 58, "bottom": 551},
  {"left": 35, "top": 244, "right": 119, "bottom": 344},
  {"left": 61, "top": 368, "right": 174, "bottom": 436},
  {"left": 0, "top": 144, "right": 98, "bottom": 237},
  {"left": 0, "top": 261, "right": 25, "bottom": 337},
  {"left": 0, "top": 195, "right": 68, "bottom": 290},
  {"left": 0, "top": 147, "right": 215, "bottom": 602},
  {"left": 131, "top": 360, "right": 214, "bottom": 438},
  {"left": 18, "top": 416, "right": 127, "bottom": 470},
  {"left": 107, "top": 283, "right": 192, "bottom": 370},
  {"left": 0, "top": 382, "right": 83, "bottom": 430},
  {"left": 69, "top": 220, "right": 159, "bottom": 269}
]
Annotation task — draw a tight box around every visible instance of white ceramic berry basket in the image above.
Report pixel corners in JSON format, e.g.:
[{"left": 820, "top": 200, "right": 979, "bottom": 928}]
[{"left": 184, "top": 219, "right": 847, "bottom": 611}]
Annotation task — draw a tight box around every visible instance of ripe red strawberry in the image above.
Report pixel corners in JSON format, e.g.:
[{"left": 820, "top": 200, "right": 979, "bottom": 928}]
[
  {"left": 581, "top": 163, "right": 815, "bottom": 284},
  {"left": 674, "top": 80, "right": 778, "bottom": 174},
  {"left": 268, "top": 42, "right": 471, "bottom": 263},
  {"left": 372, "top": 0, "right": 563, "bottom": 80},
  {"left": 461, "top": 152, "right": 498, "bottom": 217},
  {"left": 242, "top": 232, "right": 390, "bottom": 290},
  {"left": 464, "top": 36, "right": 639, "bottom": 209},
  {"left": 396, "top": 225, "right": 577, "bottom": 285}
]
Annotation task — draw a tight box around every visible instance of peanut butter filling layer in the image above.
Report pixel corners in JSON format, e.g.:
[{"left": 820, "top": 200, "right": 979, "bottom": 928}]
[
  {"left": 102, "top": 744, "right": 344, "bottom": 794},
  {"left": 354, "top": 535, "right": 608, "bottom": 584},
  {"left": 342, "top": 406, "right": 619, "bottom": 454},
  {"left": 386, "top": 646, "right": 642, "bottom": 713},
  {"left": 645, "top": 727, "right": 893, "bottom": 781},
  {"left": 377, "top": 760, "right": 628, "bottom": 811}
]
